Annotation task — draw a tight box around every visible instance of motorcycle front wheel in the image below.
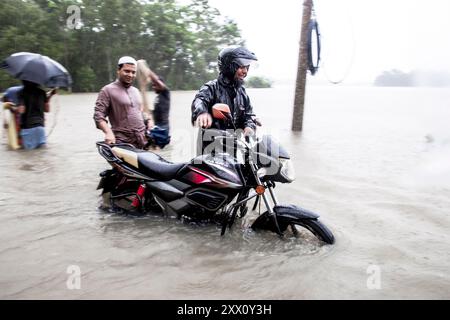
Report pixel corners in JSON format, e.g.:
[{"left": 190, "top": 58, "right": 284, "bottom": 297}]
[
  {"left": 289, "top": 219, "right": 335, "bottom": 244},
  {"left": 251, "top": 205, "right": 335, "bottom": 244}
]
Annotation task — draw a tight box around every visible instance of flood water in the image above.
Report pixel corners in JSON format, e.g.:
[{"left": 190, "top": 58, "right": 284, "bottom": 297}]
[{"left": 0, "top": 85, "right": 449, "bottom": 299}]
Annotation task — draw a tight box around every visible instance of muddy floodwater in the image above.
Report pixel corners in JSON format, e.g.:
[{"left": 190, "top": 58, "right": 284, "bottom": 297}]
[{"left": 0, "top": 85, "right": 449, "bottom": 299}]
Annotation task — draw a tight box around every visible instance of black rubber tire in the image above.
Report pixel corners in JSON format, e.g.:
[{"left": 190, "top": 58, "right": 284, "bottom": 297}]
[{"left": 291, "top": 219, "right": 335, "bottom": 244}]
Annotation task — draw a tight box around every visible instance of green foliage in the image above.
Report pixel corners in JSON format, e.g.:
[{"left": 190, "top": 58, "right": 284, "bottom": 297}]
[
  {"left": 245, "top": 76, "right": 273, "bottom": 88},
  {"left": 74, "top": 65, "right": 96, "bottom": 92},
  {"left": 0, "top": 0, "right": 246, "bottom": 92}
]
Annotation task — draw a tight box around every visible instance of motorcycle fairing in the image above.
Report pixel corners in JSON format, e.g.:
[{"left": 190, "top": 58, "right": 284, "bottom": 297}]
[
  {"left": 145, "top": 180, "right": 185, "bottom": 202},
  {"left": 187, "top": 153, "right": 243, "bottom": 189},
  {"left": 256, "top": 135, "right": 290, "bottom": 160},
  {"left": 185, "top": 188, "right": 229, "bottom": 211}
]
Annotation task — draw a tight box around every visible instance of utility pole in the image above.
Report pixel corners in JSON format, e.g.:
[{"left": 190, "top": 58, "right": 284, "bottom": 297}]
[{"left": 292, "top": 0, "right": 313, "bottom": 131}]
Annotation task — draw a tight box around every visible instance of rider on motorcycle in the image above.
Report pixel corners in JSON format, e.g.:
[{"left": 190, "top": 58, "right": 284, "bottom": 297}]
[{"left": 191, "top": 46, "right": 258, "bottom": 142}]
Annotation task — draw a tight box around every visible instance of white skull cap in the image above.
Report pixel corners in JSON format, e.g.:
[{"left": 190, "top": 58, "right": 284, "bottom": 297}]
[{"left": 118, "top": 56, "right": 137, "bottom": 66}]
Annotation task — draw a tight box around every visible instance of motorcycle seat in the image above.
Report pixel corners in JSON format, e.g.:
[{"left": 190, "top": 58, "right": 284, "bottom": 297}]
[
  {"left": 137, "top": 152, "right": 186, "bottom": 181},
  {"left": 112, "top": 147, "right": 186, "bottom": 181}
]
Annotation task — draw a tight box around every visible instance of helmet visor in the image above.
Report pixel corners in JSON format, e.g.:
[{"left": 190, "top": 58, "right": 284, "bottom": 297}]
[{"left": 235, "top": 57, "right": 258, "bottom": 67}]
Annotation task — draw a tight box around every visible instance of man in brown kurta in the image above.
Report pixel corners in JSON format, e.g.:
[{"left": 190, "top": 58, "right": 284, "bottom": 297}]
[{"left": 94, "top": 56, "right": 147, "bottom": 148}]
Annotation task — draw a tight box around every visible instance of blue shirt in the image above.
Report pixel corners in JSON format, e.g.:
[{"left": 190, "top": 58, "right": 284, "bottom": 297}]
[{"left": 3, "top": 86, "right": 23, "bottom": 105}]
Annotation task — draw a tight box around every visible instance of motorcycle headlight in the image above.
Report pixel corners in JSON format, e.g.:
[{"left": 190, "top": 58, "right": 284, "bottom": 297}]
[{"left": 279, "top": 159, "right": 295, "bottom": 182}]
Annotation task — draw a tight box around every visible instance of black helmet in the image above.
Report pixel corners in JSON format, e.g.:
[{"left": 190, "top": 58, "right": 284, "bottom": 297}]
[{"left": 218, "top": 46, "right": 257, "bottom": 79}]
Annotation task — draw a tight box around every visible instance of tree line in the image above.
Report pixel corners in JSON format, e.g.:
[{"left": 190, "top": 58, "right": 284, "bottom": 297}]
[
  {"left": 0, "top": 0, "right": 244, "bottom": 92},
  {"left": 374, "top": 69, "right": 450, "bottom": 87}
]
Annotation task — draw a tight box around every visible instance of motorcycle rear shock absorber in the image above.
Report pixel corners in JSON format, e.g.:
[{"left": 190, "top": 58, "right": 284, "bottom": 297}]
[{"left": 131, "top": 183, "right": 146, "bottom": 209}]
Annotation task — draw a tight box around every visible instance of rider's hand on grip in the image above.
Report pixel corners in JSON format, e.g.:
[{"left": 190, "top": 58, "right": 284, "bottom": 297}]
[{"left": 196, "top": 113, "right": 213, "bottom": 129}]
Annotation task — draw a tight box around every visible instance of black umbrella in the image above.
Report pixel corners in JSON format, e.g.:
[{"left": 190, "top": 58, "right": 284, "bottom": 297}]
[{"left": 0, "top": 52, "right": 72, "bottom": 88}]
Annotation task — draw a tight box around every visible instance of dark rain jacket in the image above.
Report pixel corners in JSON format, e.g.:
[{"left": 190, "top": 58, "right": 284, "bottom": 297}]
[{"left": 191, "top": 75, "right": 256, "bottom": 131}]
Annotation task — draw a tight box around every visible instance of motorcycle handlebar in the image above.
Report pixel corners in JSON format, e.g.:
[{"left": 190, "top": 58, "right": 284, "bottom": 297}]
[{"left": 212, "top": 135, "right": 256, "bottom": 155}]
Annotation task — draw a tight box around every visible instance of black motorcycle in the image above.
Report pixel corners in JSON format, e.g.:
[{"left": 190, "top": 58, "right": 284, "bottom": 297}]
[{"left": 96, "top": 105, "right": 334, "bottom": 244}]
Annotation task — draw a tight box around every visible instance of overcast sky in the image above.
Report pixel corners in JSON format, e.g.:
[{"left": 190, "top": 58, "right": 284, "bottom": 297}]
[{"left": 205, "top": 0, "right": 450, "bottom": 85}]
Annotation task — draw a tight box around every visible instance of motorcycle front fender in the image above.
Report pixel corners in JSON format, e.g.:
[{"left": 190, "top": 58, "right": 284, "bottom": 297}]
[
  {"left": 273, "top": 204, "right": 320, "bottom": 220},
  {"left": 251, "top": 204, "right": 320, "bottom": 232}
]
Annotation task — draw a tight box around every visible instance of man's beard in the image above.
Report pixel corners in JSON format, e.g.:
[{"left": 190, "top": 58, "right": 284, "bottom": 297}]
[{"left": 120, "top": 79, "right": 132, "bottom": 87}]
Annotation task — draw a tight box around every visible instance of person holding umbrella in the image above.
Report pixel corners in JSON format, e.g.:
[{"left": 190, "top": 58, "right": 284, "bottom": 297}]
[
  {"left": 16, "top": 80, "right": 57, "bottom": 149},
  {"left": 1, "top": 52, "right": 72, "bottom": 89},
  {"left": 1, "top": 52, "right": 72, "bottom": 149}
]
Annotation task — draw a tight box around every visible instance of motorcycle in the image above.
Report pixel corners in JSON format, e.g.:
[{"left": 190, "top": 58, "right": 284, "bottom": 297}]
[{"left": 96, "top": 104, "right": 335, "bottom": 244}]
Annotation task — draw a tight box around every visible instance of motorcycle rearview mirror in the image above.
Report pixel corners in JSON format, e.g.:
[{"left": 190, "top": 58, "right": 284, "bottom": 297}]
[{"left": 212, "top": 103, "right": 232, "bottom": 121}]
